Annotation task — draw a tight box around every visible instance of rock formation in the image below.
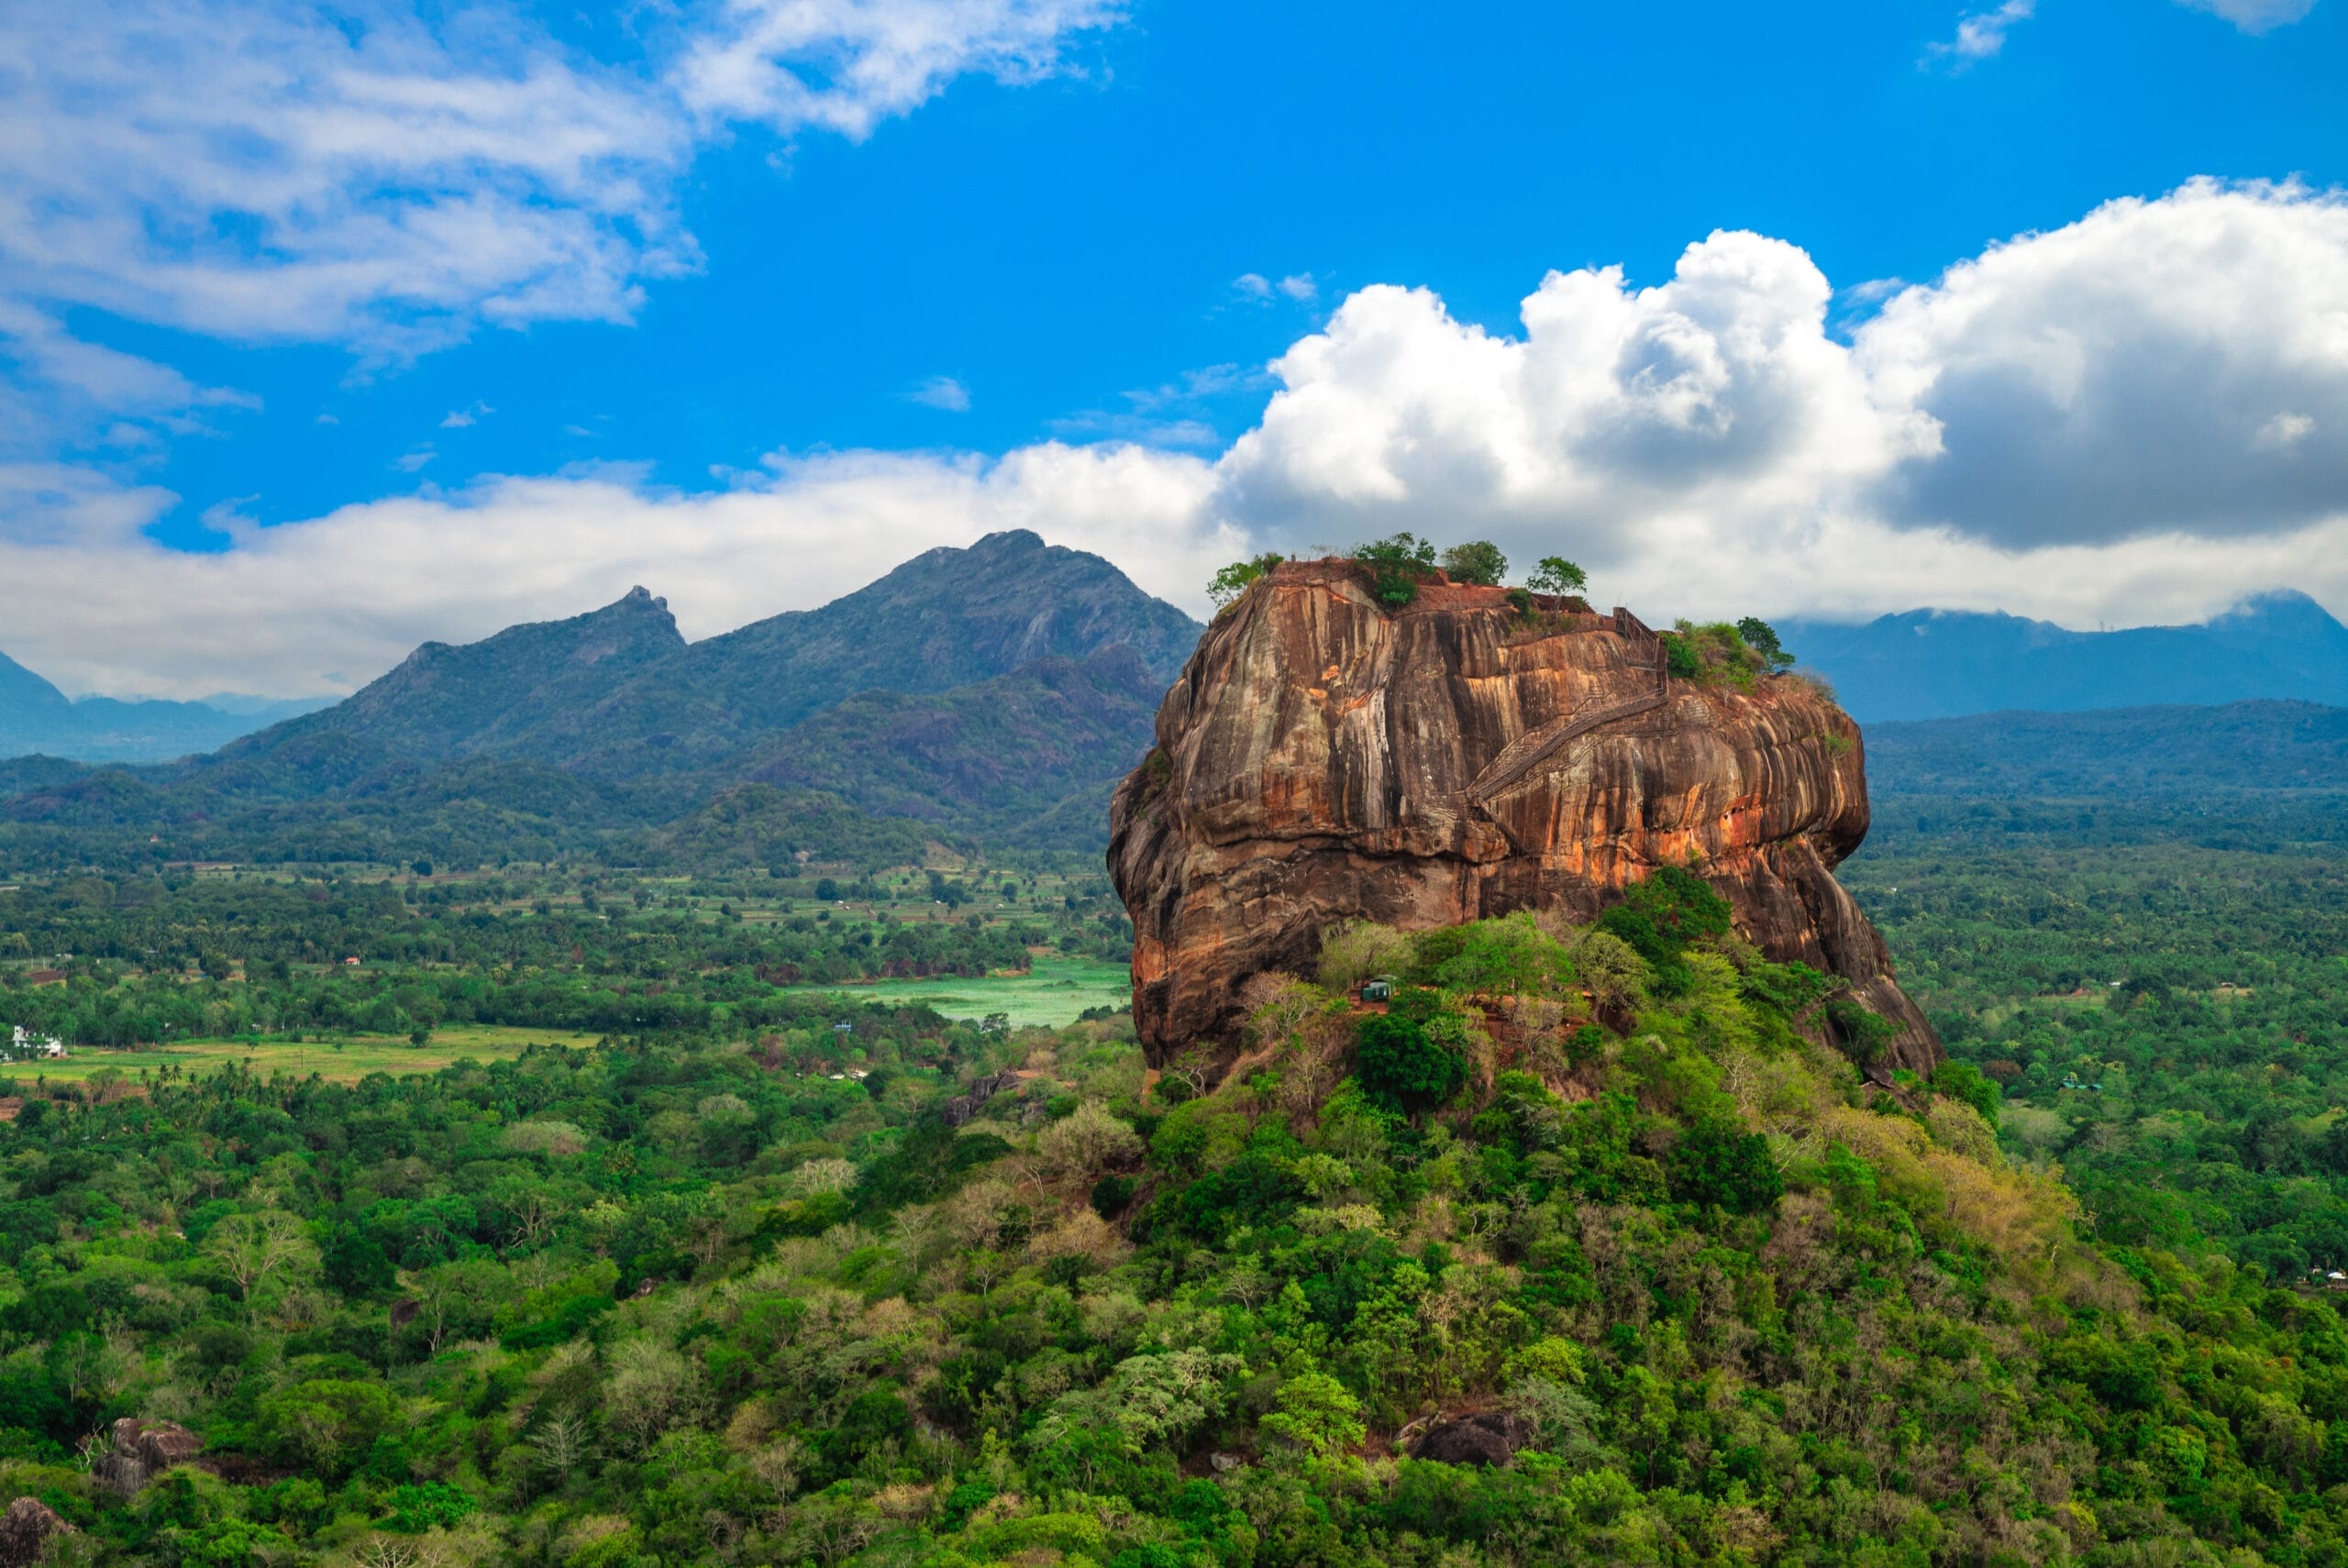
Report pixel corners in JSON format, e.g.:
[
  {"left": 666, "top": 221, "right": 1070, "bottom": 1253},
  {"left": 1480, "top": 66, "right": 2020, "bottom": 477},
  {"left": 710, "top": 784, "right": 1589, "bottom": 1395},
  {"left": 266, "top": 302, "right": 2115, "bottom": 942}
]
[
  {"left": 1106, "top": 559, "right": 1938, "bottom": 1071},
  {"left": 93, "top": 1416, "right": 205, "bottom": 1495},
  {"left": 0, "top": 1497, "right": 70, "bottom": 1566}
]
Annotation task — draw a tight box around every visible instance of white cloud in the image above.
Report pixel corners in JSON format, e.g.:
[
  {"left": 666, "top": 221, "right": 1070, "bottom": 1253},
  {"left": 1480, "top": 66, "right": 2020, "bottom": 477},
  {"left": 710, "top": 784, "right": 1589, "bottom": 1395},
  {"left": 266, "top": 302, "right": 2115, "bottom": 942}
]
[
  {"left": 1925, "top": 0, "right": 2034, "bottom": 64},
  {"left": 0, "top": 446, "right": 1230, "bottom": 699},
  {"left": 1856, "top": 179, "right": 2348, "bottom": 544},
  {"left": 1233, "top": 272, "right": 1318, "bottom": 306},
  {"left": 0, "top": 0, "right": 1124, "bottom": 360},
  {"left": 392, "top": 447, "right": 437, "bottom": 473},
  {"left": 11, "top": 180, "right": 2348, "bottom": 697},
  {"left": 440, "top": 403, "right": 493, "bottom": 428},
  {"left": 0, "top": 1, "right": 692, "bottom": 359},
  {"left": 2178, "top": 0, "right": 2319, "bottom": 31},
  {"left": 0, "top": 303, "right": 256, "bottom": 452},
  {"left": 1208, "top": 179, "right": 2348, "bottom": 631},
  {"left": 907, "top": 375, "right": 973, "bottom": 411},
  {"left": 675, "top": 0, "right": 1121, "bottom": 140}
]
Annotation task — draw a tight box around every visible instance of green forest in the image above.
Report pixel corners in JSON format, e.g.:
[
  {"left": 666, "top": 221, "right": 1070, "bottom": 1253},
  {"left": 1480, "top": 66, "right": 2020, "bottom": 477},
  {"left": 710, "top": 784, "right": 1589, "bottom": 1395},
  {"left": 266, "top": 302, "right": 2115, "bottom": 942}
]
[{"left": 8, "top": 840, "right": 2348, "bottom": 1568}]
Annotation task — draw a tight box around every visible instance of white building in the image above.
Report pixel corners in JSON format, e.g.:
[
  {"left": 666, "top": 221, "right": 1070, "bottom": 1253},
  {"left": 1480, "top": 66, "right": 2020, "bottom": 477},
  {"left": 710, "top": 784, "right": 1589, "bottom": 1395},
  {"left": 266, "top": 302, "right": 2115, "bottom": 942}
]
[{"left": 6, "top": 1025, "right": 65, "bottom": 1059}]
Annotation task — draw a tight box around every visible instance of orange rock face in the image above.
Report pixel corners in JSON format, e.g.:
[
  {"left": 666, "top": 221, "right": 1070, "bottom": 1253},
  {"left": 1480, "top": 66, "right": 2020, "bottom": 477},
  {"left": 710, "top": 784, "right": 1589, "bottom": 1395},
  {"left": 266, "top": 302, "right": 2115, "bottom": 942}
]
[{"left": 1106, "top": 560, "right": 1939, "bottom": 1071}]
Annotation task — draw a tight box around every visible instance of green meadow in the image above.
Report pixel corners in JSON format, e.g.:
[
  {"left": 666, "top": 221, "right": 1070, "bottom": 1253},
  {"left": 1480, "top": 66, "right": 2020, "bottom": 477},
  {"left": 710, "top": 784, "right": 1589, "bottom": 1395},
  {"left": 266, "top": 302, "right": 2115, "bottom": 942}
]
[
  {"left": 1, "top": 1022, "right": 601, "bottom": 1087},
  {"left": 780, "top": 952, "right": 1130, "bottom": 1026}
]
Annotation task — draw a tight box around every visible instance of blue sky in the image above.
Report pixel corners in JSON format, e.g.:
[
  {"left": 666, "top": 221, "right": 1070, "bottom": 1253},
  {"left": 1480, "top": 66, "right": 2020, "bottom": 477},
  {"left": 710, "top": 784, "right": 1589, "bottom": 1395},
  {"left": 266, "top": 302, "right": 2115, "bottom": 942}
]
[{"left": 3, "top": 0, "right": 2345, "bottom": 696}]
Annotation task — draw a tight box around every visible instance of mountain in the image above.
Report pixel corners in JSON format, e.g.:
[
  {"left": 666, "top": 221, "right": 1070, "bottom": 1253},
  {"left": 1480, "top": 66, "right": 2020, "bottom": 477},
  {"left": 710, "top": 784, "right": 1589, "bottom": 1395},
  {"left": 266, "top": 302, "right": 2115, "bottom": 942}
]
[
  {"left": 204, "top": 529, "right": 1202, "bottom": 787},
  {"left": 0, "top": 648, "right": 334, "bottom": 764},
  {"left": 0, "top": 531, "right": 1206, "bottom": 868},
  {"left": 1779, "top": 590, "right": 2348, "bottom": 721}
]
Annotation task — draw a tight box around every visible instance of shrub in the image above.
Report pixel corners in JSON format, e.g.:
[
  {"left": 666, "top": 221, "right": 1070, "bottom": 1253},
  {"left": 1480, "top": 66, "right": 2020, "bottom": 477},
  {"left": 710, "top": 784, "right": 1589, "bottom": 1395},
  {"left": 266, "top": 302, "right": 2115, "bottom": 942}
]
[
  {"left": 1354, "top": 1013, "right": 1466, "bottom": 1112},
  {"left": 1352, "top": 533, "right": 1438, "bottom": 606}
]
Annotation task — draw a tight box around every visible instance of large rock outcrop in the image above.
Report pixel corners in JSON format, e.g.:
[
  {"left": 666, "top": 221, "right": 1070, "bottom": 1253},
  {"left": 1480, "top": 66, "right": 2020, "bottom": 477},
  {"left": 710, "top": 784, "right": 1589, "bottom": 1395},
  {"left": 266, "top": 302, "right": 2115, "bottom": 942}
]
[{"left": 1106, "top": 560, "right": 1938, "bottom": 1071}]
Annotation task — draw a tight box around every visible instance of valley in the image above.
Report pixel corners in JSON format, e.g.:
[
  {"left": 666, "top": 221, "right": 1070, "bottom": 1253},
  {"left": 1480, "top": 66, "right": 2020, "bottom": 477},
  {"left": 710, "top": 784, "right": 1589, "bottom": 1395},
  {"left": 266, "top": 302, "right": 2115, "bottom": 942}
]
[{"left": 3, "top": 539, "right": 2347, "bottom": 1568}]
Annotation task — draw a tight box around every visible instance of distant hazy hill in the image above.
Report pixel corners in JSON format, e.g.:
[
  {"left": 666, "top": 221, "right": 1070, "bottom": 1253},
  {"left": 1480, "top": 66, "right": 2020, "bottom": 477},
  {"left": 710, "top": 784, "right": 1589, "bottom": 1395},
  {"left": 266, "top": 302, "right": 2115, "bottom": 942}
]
[
  {"left": 1865, "top": 700, "right": 2348, "bottom": 796},
  {"left": 0, "top": 649, "right": 328, "bottom": 763},
  {"left": 1781, "top": 591, "right": 2348, "bottom": 722},
  {"left": 0, "top": 531, "right": 1204, "bottom": 868}
]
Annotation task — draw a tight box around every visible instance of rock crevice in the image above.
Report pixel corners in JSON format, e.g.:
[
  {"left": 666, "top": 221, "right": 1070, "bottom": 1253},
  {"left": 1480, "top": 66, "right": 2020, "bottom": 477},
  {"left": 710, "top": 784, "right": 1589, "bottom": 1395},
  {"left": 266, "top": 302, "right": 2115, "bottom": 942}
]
[{"left": 1107, "top": 560, "right": 1938, "bottom": 1070}]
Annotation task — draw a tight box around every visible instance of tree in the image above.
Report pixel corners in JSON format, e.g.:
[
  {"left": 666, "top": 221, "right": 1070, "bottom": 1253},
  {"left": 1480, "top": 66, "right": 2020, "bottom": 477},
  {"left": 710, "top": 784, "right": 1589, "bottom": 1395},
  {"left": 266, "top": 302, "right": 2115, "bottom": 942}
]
[
  {"left": 1439, "top": 540, "right": 1508, "bottom": 586},
  {"left": 1207, "top": 553, "right": 1286, "bottom": 612},
  {"left": 1735, "top": 616, "right": 1795, "bottom": 670},
  {"left": 1258, "top": 1372, "right": 1366, "bottom": 1457},
  {"left": 1526, "top": 556, "right": 1588, "bottom": 596},
  {"left": 1665, "top": 1119, "right": 1784, "bottom": 1214},
  {"left": 203, "top": 1209, "right": 319, "bottom": 1324},
  {"left": 1354, "top": 1013, "right": 1466, "bottom": 1112}
]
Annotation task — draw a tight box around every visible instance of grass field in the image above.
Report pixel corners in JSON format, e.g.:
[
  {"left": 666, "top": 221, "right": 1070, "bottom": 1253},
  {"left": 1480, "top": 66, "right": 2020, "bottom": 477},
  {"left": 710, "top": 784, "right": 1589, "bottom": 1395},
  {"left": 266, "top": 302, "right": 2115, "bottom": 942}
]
[
  {"left": 782, "top": 954, "right": 1131, "bottom": 1027},
  {"left": 0, "top": 1022, "right": 602, "bottom": 1087}
]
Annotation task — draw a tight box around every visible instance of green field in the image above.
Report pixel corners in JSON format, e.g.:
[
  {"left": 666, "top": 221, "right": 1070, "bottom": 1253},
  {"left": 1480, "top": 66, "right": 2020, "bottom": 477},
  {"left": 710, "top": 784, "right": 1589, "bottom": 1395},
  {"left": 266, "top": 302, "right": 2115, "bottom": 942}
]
[
  {"left": 781, "top": 954, "right": 1130, "bottom": 1027},
  {"left": 0, "top": 1022, "right": 602, "bottom": 1087}
]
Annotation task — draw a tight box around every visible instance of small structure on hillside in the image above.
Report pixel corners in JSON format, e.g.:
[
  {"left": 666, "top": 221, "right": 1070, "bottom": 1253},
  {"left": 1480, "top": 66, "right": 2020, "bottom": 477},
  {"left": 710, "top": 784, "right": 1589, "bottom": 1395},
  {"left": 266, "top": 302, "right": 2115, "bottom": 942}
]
[{"left": 2, "top": 1027, "right": 64, "bottom": 1062}]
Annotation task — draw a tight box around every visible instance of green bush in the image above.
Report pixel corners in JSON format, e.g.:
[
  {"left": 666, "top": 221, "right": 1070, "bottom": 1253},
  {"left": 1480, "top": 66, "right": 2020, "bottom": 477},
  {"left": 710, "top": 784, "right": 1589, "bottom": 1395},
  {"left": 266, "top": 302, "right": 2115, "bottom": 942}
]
[
  {"left": 1665, "top": 1119, "right": 1783, "bottom": 1214},
  {"left": 1354, "top": 1013, "right": 1466, "bottom": 1112},
  {"left": 1352, "top": 533, "right": 1438, "bottom": 606},
  {"left": 1207, "top": 553, "right": 1286, "bottom": 612},
  {"left": 1931, "top": 1060, "right": 2001, "bottom": 1128}
]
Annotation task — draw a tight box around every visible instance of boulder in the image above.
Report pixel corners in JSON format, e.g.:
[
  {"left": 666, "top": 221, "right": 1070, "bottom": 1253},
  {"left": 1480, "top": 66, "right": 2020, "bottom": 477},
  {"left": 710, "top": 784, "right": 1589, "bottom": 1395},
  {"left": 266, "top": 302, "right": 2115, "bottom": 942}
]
[
  {"left": 0, "top": 1497, "right": 70, "bottom": 1566},
  {"left": 93, "top": 1417, "right": 205, "bottom": 1496},
  {"left": 1413, "top": 1411, "right": 1530, "bottom": 1467},
  {"left": 941, "top": 1071, "right": 1022, "bottom": 1128},
  {"left": 1107, "top": 561, "right": 1938, "bottom": 1071}
]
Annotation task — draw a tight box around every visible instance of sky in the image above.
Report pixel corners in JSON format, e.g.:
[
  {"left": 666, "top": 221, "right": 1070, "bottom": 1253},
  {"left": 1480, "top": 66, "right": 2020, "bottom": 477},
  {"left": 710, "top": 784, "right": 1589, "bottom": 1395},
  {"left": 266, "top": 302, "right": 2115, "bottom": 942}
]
[{"left": 2, "top": 0, "right": 2345, "bottom": 699}]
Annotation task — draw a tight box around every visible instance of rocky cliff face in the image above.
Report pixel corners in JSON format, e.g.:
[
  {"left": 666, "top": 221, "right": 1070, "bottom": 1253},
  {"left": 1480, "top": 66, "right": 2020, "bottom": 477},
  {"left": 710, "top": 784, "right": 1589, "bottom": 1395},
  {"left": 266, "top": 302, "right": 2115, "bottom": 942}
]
[{"left": 1106, "top": 560, "right": 1939, "bottom": 1072}]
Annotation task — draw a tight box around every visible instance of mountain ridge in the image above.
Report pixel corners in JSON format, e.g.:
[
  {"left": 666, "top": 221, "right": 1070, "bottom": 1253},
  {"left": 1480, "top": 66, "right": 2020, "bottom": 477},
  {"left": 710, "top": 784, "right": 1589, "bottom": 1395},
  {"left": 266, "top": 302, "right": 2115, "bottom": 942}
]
[{"left": 1781, "top": 590, "right": 2348, "bottom": 721}]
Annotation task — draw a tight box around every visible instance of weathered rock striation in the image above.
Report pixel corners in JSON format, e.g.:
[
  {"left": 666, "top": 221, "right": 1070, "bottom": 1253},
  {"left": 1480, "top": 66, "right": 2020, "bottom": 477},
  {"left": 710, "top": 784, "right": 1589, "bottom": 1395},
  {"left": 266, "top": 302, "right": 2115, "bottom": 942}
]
[{"left": 1107, "top": 560, "right": 1939, "bottom": 1072}]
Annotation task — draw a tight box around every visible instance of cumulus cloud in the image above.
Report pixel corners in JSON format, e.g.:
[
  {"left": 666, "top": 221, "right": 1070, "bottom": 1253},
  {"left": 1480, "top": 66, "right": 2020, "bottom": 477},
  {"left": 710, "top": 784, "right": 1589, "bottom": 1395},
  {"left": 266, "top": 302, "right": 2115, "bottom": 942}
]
[
  {"left": 1857, "top": 180, "right": 2348, "bottom": 544},
  {"left": 2178, "top": 0, "right": 2320, "bottom": 32},
  {"left": 1209, "top": 179, "right": 2348, "bottom": 631},
  {"left": 11, "top": 180, "right": 2348, "bottom": 697}
]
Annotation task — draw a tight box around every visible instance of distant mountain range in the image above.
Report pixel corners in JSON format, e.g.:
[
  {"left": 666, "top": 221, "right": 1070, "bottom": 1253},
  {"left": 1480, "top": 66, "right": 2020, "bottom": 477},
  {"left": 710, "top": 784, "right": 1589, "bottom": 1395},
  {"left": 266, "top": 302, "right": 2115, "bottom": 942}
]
[
  {"left": 0, "top": 530, "right": 1203, "bottom": 870},
  {"left": 1781, "top": 591, "right": 2348, "bottom": 722},
  {"left": 0, "top": 653, "right": 327, "bottom": 764}
]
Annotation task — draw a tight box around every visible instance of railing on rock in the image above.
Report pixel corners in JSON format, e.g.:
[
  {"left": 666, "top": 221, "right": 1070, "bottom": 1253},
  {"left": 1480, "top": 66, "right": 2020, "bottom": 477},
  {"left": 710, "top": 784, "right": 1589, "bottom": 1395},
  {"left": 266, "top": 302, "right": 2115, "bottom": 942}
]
[{"left": 1467, "top": 606, "right": 1669, "bottom": 805}]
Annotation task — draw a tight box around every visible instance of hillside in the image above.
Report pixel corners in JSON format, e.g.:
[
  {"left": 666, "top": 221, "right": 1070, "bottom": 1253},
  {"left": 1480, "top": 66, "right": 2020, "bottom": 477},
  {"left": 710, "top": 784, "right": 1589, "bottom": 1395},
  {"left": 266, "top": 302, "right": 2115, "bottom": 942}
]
[
  {"left": 0, "top": 533, "right": 1201, "bottom": 870},
  {"left": 1782, "top": 591, "right": 2348, "bottom": 721}
]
